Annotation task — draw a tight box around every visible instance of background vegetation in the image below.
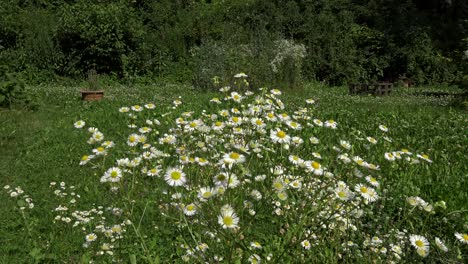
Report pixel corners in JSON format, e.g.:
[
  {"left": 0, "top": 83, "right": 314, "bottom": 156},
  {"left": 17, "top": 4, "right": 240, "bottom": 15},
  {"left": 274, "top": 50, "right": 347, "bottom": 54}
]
[{"left": 0, "top": 0, "right": 467, "bottom": 88}]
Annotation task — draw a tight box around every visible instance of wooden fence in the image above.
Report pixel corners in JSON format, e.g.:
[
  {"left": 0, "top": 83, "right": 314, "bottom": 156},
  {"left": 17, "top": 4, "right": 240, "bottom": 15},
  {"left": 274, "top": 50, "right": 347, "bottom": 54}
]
[{"left": 348, "top": 82, "right": 393, "bottom": 96}]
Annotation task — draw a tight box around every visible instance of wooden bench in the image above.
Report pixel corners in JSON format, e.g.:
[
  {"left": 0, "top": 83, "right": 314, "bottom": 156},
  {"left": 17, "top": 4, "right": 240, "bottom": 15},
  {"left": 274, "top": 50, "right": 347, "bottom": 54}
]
[{"left": 349, "top": 82, "right": 393, "bottom": 96}]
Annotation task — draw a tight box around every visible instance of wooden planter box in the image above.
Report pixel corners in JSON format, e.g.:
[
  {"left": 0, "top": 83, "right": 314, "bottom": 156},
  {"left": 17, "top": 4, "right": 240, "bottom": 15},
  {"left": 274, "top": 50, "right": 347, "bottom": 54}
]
[{"left": 80, "top": 90, "right": 104, "bottom": 101}]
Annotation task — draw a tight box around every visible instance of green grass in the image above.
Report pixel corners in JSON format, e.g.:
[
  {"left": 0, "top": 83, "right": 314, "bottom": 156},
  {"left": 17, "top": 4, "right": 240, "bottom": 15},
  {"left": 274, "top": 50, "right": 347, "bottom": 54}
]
[{"left": 0, "top": 83, "right": 467, "bottom": 263}]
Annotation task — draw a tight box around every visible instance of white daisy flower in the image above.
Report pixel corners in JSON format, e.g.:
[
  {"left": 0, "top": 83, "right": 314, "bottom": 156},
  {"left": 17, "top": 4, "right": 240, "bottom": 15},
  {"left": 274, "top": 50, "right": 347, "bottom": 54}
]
[
  {"left": 384, "top": 152, "right": 396, "bottom": 161},
  {"left": 164, "top": 167, "right": 186, "bottom": 187},
  {"left": 355, "top": 184, "right": 378, "bottom": 202},
  {"left": 74, "top": 120, "right": 86, "bottom": 129},
  {"left": 79, "top": 155, "right": 94, "bottom": 166},
  {"left": 100, "top": 167, "right": 122, "bottom": 183},
  {"left": 366, "top": 137, "right": 377, "bottom": 144},
  {"left": 119, "top": 107, "right": 129, "bottom": 113},
  {"left": 417, "top": 154, "right": 433, "bottom": 163},
  {"left": 435, "top": 237, "right": 448, "bottom": 252},
  {"left": 250, "top": 241, "right": 262, "bottom": 249},
  {"left": 455, "top": 233, "right": 468, "bottom": 244},
  {"left": 85, "top": 233, "right": 97, "bottom": 242},
  {"left": 127, "top": 134, "right": 139, "bottom": 147},
  {"left": 131, "top": 105, "right": 143, "bottom": 112},
  {"left": 309, "top": 137, "right": 320, "bottom": 144},
  {"left": 365, "top": 176, "right": 379, "bottom": 187},
  {"left": 301, "top": 240, "right": 311, "bottom": 250},
  {"left": 409, "top": 234, "right": 429, "bottom": 252},
  {"left": 379, "top": 124, "right": 388, "bottom": 132},
  {"left": 218, "top": 205, "right": 239, "bottom": 229},
  {"left": 270, "top": 128, "right": 291, "bottom": 144},
  {"left": 183, "top": 203, "right": 197, "bottom": 216},
  {"left": 198, "top": 187, "right": 216, "bottom": 200},
  {"left": 340, "top": 140, "right": 351, "bottom": 150}
]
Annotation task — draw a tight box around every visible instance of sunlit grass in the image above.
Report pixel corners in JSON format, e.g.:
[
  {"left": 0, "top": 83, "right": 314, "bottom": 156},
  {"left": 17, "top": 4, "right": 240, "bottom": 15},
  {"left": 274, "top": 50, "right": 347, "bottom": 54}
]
[{"left": 0, "top": 82, "right": 466, "bottom": 263}]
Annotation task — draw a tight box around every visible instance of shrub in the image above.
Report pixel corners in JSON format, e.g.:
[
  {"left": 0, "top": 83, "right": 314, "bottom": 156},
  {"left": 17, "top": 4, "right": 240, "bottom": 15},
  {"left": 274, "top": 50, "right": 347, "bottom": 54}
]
[
  {"left": 191, "top": 39, "right": 306, "bottom": 91},
  {"left": 269, "top": 39, "right": 307, "bottom": 89},
  {"left": 56, "top": 1, "right": 144, "bottom": 76},
  {"left": 0, "top": 66, "right": 32, "bottom": 109}
]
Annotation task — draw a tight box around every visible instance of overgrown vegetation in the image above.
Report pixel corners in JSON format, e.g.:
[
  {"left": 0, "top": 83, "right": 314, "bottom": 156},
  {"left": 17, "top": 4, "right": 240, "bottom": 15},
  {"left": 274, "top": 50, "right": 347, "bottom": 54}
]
[
  {"left": 0, "top": 65, "right": 34, "bottom": 109},
  {"left": 0, "top": 0, "right": 467, "bottom": 87}
]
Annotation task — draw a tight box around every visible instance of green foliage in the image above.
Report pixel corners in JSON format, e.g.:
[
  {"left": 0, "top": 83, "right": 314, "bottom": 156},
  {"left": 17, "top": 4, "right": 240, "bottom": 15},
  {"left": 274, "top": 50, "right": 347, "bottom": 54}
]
[
  {"left": 352, "top": 25, "right": 390, "bottom": 82},
  {"left": 21, "top": 9, "right": 62, "bottom": 72},
  {"left": 269, "top": 39, "right": 307, "bottom": 88},
  {"left": 85, "top": 69, "right": 100, "bottom": 91},
  {"left": 400, "top": 31, "right": 457, "bottom": 85},
  {"left": 301, "top": 1, "right": 359, "bottom": 85},
  {"left": 56, "top": 0, "right": 144, "bottom": 76},
  {"left": 191, "top": 38, "right": 306, "bottom": 91},
  {"left": 0, "top": 0, "right": 467, "bottom": 85},
  {"left": 0, "top": 65, "right": 32, "bottom": 109}
]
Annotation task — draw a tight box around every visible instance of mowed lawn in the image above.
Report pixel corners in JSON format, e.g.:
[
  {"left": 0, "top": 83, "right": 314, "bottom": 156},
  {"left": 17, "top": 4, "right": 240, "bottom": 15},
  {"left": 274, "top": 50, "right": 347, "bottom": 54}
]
[{"left": 0, "top": 83, "right": 467, "bottom": 262}]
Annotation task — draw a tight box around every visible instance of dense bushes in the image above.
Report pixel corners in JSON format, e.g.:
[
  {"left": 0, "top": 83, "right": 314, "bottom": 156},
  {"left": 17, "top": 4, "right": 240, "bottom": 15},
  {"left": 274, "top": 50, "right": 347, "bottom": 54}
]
[
  {"left": 191, "top": 39, "right": 306, "bottom": 90},
  {"left": 0, "top": 66, "right": 33, "bottom": 109},
  {"left": 0, "top": 0, "right": 466, "bottom": 87},
  {"left": 56, "top": 1, "right": 145, "bottom": 76}
]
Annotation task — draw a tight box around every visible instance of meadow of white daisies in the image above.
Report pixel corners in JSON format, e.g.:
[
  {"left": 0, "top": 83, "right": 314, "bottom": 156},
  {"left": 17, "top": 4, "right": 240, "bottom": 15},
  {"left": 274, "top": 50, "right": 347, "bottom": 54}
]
[{"left": 1, "top": 80, "right": 467, "bottom": 263}]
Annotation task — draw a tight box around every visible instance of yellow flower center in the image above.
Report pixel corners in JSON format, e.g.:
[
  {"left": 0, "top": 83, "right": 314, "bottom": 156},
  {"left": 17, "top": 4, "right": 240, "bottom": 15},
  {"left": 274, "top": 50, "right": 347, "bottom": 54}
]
[
  {"left": 217, "top": 175, "right": 226, "bottom": 181},
  {"left": 338, "top": 191, "right": 346, "bottom": 198},
  {"left": 202, "top": 192, "right": 212, "bottom": 198},
  {"left": 267, "top": 113, "right": 274, "bottom": 118},
  {"left": 278, "top": 192, "right": 287, "bottom": 200},
  {"left": 223, "top": 216, "right": 233, "bottom": 226},
  {"left": 360, "top": 187, "right": 368, "bottom": 193},
  {"left": 277, "top": 131, "right": 286, "bottom": 139},
  {"left": 110, "top": 171, "right": 118, "bottom": 178},
  {"left": 81, "top": 155, "right": 88, "bottom": 161},
  {"left": 290, "top": 122, "right": 297, "bottom": 127},
  {"left": 312, "top": 161, "right": 321, "bottom": 170},
  {"left": 415, "top": 240, "right": 424, "bottom": 247},
  {"left": 463, "top": 234, "right": 468, "bottom": 241},
  {"left": 190, "top": 122, "right": 197, "bottom": 128},
  {"left": 274, "top": 181, "right": 283, "bottom": 190},
  {"left": 256, "top": 120, "right": 263, "bottom": 125},
  {"left": 215, "top": 121, "right": 222, "bottom": 126},
  {"left": 422, "top": 154, "right": 429, "bottom": 159},
  {"left": 232, "top": 117, "right": 239, "bottom": 122},
  {"left": 97, "top": 147, "right": 104, "bottom": 152},
  {"left": 186, "top": 205, "right": 194, "bottom": 211},
  {"left": 129, "top": 136, "right": 136, "bottom": 142},
  {"left": 171, "top": 171, "right": 181, "bottom": 180},
  {"left": 229, "top": 152, "right": 240, "bottom": 160}
]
